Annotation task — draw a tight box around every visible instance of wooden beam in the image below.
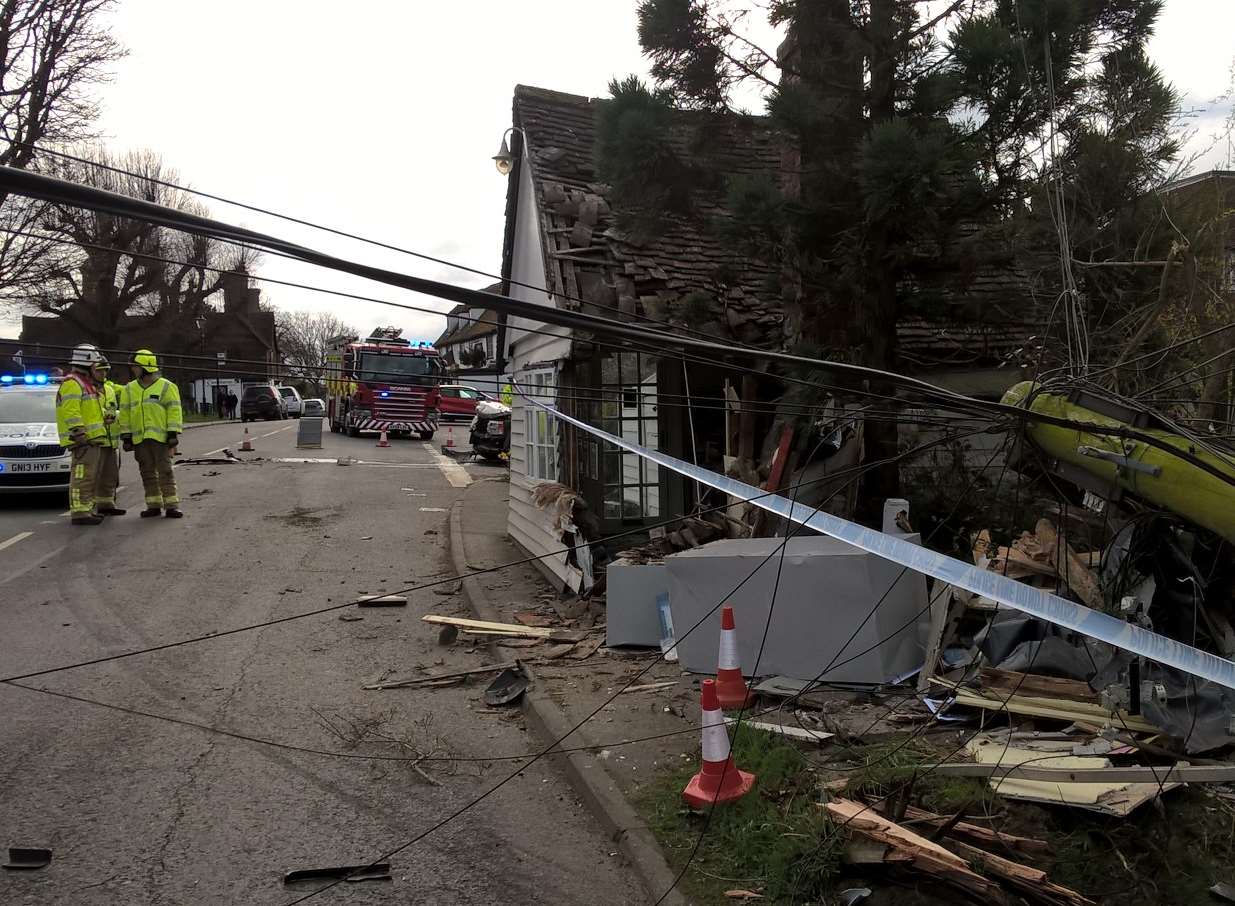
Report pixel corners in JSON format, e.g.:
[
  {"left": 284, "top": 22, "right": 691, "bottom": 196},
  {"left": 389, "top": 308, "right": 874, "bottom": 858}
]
[{"left": 929, "top": 762, "right": 1233, "bottom": 783}]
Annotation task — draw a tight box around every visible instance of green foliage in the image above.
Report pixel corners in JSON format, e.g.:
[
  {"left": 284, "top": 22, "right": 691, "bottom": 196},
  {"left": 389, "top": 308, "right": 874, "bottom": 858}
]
[
  {"left": 723, "top": 173, "right": 787, "bottom": 252},
  {"left": 636, "top": 727, "right": 845, "bottom": 903},
  {"left": 637, "top": 0, "right": 726, "bottom": 110},
  {"left": 680, "top": 289, "right": 716, "bottom": 324},
  {"left": 596, "top": 75, "right": 703, "bottom": 237}
]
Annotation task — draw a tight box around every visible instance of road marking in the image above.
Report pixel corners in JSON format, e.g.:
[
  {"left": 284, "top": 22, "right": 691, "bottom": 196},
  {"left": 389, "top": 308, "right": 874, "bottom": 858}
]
[
  {"left": 269, "top": 458, "right": 439, "bottom": 468},
  {"left": 40, "top": 520, "right": 57, "bottom": 525},
  {"left": 422, "top": 443, "right": 472, "bottom": 488},
  {"left": 0, "top": 531, "right": 33, "bottom": 552},
  {"left": 260, "top": 425, "right": 294, "bottom": 438},
  {"left": 419, "top": 507, "right": 448, "bottom": 512},
  {"left": 0, "top": 545, "right": 64, "bottom": 586}
]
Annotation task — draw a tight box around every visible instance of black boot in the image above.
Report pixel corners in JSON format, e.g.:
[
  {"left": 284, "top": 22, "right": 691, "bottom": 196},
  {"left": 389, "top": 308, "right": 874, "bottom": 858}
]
[
  {"left": 98, "top": 506, "right": 127, "bottom": 516},
  {"left": 140, "top": 507, "right": 161, "bottom": 518},
  {"left": 164, "top": 508, "right": 183, "bottom": 519},
  {"left": 72, "top": 514, "right": 103, "bottom": 526}
]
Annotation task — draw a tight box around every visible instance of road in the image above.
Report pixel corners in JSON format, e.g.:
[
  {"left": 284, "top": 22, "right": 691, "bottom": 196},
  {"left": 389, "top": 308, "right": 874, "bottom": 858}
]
[{"left": 0, "top": 421, "right": 641, "bottom": 905}]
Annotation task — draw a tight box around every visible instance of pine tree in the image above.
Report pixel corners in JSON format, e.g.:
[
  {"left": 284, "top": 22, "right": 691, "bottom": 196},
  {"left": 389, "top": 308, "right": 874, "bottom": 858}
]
[{"left": 601, "top": 0, "right": 1179, "bottom": 508}]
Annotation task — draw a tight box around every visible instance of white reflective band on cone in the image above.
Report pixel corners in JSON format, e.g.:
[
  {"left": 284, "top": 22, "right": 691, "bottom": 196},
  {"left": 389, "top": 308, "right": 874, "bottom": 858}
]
[
  {"left": 701, "top": 706, "right": 731, "bottom": 763},
  {"left": 719, "top": 630, "right": 740, "bottom": 670},
  {"left": 518, "top": 384, "right": 1235, "bottom": 691}
]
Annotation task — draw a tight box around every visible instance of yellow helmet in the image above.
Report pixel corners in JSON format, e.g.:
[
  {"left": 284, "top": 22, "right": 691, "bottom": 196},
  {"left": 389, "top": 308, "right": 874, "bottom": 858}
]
[{"left": 132, "top": 349, "right": 159, "bottom": 373}]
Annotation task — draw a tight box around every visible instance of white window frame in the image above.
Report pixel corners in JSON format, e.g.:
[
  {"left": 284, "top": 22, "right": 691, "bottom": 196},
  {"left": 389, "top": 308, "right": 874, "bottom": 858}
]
[{"left": 523, "top": 367, "right": 557, "bottom": 481}]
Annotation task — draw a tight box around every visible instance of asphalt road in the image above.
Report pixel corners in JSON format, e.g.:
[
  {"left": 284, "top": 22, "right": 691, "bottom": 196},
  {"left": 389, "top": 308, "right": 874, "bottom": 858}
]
[{"left": 0, "top": 421, "right": 641, "bottom": 905}]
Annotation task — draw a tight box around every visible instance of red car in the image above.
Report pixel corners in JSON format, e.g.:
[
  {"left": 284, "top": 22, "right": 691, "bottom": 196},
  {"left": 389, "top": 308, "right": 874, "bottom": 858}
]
[{"left": 436, "top": 385, "right": 491, "bottom": 423}]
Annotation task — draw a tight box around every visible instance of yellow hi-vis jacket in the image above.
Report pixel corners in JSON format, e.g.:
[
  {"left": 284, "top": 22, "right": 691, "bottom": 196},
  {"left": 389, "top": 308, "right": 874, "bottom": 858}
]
[
  {"left": 120, "top": 376, "right": 183, "bottom": 444},
  {"left": 102, "top": 380, "right": 124, "bottom": 447},
  {"left": 56, "top": 373, "right": 107, "bottom": 447}
]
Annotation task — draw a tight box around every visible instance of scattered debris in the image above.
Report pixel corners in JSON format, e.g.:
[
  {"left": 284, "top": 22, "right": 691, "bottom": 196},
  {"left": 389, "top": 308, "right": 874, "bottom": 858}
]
[
  {"left": 3, "top": 847, "right": 51, "bottom": 870},
  {"left": 283, "top": 863, "right": 392, "bottom": 884},
  {"left": 514, "top": 610, "right": 556, "bottom": 628},
  {"left": 437, "top": 625, "right": 459, "bottom": 646},
  {"left": 619, "top": 681, "right": 679, "bottom": 695},
  {"left": 364, "top": 663, "right": 517, "bottom": 691},
  {"left": 338, "top": 614, "right": 364, "bottom": 623},
  {"left": 188, "top": 488, "right": 213, "bottom": 497},
  {"left": 931, "top": 678, "right": 1159, "bottom": 734},
  {"left": 484, "top": 665, "right": 529, "bottom": 707},
  {"left": 838, "top": 890, "right": 871, "bottom": 906},
  {"left": 740, "top": 721, "right": 833, "bottom": 745},
  {"left": 566, "top": 636, "right": 604, "bottom": 660},
  {"left": 423, "top": 614, "right": 587, "bottom": 644},
  {"left": 871, "top": 802, "right": 1048, "bottom": 855},
  {"left": 433, "top": 582, "right": 462, "bottom": 596},
  {"left": 1212, "top": 882, "right": 1235, "bottom": 903},
  {"left": 357, "top": 594, "right": 408, "bottom": 607},
  {"left": 723, "top": 891, "right": 763, "bottom": 900}
]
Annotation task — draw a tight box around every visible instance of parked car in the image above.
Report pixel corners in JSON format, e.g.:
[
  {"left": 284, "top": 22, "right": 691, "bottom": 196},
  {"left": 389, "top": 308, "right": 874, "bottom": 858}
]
[
  {"left": 241, "top": 384, "right": 286, "bottom": 421},
  {"left": 277, "top": 386, "right": 303, "bottom": 418},
  {"left": 0, "top": 375, "right": 72, "bottom": 494},
  {"left": 437, "top": 385, "right": 491, "bottom": 422},
  {"left": 301, "top": 398, "right": 325, "bottom": 417}
]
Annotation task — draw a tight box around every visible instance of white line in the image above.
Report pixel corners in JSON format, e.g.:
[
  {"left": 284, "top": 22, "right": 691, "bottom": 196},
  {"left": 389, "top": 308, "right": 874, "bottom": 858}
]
[
  {"left": 422, "top": 443, "right": 472, "bottom": 489},
  {"left": 0, "top": 531, "right": 33, "bottom": 552},
  {"left": 260, "top": 425, "right": 293, "bottom": 438},
  {"left": 0, "top": 545, "right": 64, "bottom": 586},
  {"left": 419, "top": 507, "right": 448, "bottom": 513}
]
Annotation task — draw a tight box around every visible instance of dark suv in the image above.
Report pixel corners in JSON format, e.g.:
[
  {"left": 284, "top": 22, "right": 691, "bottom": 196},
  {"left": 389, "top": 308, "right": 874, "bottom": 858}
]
[{"left": 241, "top": 385, "right": 284, "bottom": 422}]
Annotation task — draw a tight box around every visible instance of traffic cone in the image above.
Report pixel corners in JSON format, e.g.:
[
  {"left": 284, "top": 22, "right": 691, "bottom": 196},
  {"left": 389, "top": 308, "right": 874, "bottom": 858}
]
[
  {"left": 715, "top": 604, "right": 750, "bottom": 710},
  {"left": 239, "top": 427, "right": 253, "bottom": 452},
  {"left": 445, "top": 425, "right": 455, "bottom": 450},
  {"left": 376, "top": 428, "right": 391, "bottom": 448},
  {"left": 682, "top": 679, "right": 756, "bottom": 808}
]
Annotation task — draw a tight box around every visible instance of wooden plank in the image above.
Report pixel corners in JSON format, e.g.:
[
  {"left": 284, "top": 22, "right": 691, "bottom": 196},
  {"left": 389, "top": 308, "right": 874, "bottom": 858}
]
[
  {"left": 931, "top": 679, "right": 1158, "bottom": 734},
  {"left": 363, "top": 662, "right": 517, "bottom": 689},
  {"left": 948, "top": 840, "right": 1095, "bottom": 906},
  {"left": 822, "top": 799, "right": 1004, "bottom": 901},
  {"left": 1035, "top": 519, "right": 1102, "bottom": 609},
  {"left": 742, "top": 721, "right": 834, "bottom": 744},
  {"left": 978, "top": 667, "right": 1099, "bottom": 704},
  {"left": 929, "top": 762, "right": 1229, "bottom": 783},
  {"left": 422, "top": 614, "right": 555, "bottom": 638},
  {"left": 881, "top": 803, "right": 1049, "bottom": 855}
]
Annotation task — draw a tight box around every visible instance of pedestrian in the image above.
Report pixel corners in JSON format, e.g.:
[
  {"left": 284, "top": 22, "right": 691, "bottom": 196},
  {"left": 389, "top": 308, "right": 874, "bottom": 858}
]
[
  {"left": 227, "top": 391, "right": 238, "bottom": 419},
  {"left": 55, "top": 344, "right": 108, "bottom": 526},
  {"left": 94, "top": 356, "right": 127, "bottom": 517},
  {"left": 119, "top": 348, "right": 184, "bottom": 519}
]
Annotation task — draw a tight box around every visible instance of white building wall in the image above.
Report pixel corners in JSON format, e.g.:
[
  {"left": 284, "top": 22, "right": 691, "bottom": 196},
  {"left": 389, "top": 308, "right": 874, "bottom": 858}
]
[{"left": 505, "top": 154, "right": 574, "bottom": 590}]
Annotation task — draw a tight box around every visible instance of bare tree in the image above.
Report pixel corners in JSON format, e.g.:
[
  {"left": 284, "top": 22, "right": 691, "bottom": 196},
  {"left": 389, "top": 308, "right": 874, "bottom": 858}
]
[
  {"left": 18, "top": 147, "right": 255, "bottom": 346},
  {"left": 276, "top": 309, "right": 357, "bottom": 389},
  {"left": 0, "top": 0, "right": 124, "bottom": 203}
]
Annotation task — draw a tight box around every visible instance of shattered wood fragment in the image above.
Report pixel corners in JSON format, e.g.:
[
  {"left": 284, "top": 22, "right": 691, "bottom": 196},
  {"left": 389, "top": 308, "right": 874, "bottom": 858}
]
[
  {"left": 932, "top": 678, "right": 1158, "bottom": 733},
  {"left": 880, "top": 803, "right": 1049, "bottom": 855},
  {"left": 947, "top": 841, "right": 1094, "bottom": 906},
  {"left": 567, "top": 636, "right": 604, "bottom": 660},
  {"left": 978, "top": 667, "right": 1099, "bottom": 704},
  {"left": 822, "top": 799, "right": 1006, "bottom": 901},
  {"left": 1034, "top": 519, "right": 1103, "bottom": 609},
  {"left": 514, "top": 611, "right": 557, "bottom": 628},
  {"left": 422, "top": 615, "right": 556, "bottom": 639}
]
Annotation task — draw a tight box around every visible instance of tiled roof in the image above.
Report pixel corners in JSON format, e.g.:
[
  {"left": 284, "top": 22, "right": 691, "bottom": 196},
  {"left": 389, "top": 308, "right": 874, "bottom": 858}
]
[
  {"left": 511, "top": 84, "right": 1048, "bottom": 369},
  {"left": 434, "top": 284, "right": 502, "bottom": 347}
]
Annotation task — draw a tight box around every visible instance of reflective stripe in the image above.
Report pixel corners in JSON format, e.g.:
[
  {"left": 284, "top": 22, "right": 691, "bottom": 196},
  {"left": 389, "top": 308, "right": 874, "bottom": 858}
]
[
  {"left": 701, "top": 706, "right": 730, "bottom": 763},
  {"left": 718, "top": 630, "right": 739, "bottom": 670}
]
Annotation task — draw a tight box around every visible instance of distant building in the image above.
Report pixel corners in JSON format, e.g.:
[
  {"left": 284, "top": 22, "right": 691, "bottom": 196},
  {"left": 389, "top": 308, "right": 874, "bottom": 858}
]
[
  {"left": 11, "top": 271, "right": 279, "bottom": 412},
  {"left": 434, "top": 284, "right": 503, "bottom": 396}
]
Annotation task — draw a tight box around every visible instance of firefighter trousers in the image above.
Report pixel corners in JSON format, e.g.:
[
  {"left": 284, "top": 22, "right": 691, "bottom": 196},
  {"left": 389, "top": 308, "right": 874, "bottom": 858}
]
[
  {"left": 96, "top": 446, "right": 120, "bottom": 508},
  {"left": 68, "top": 444, "right": 104, "bottom": 516},
  {"left": 133, "top": 441, "right": 179, "bottom": 509}
]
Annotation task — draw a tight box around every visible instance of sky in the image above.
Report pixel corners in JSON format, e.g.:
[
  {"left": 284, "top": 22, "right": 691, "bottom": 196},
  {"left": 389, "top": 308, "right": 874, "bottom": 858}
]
[{"left": 2, "top": 0, "right": 1232, "bottom": 341}]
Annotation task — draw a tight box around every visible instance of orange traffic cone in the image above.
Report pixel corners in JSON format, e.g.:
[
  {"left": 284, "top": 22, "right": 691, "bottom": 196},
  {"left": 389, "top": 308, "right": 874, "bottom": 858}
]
[
  {"left": 715, "top": 604, "right": 751, "bottom": 709},
  {"left": 682, "top": 679, "right": 756, "bottom": 808},
  {"left": 239, "top": 427, "right": 253, "bottom": 452},
  {"left": 376, "top": 428, "right": 391, "bottom": 448},
  {"left": 445, "top": 425, "right": 455, "bottom": 450}
]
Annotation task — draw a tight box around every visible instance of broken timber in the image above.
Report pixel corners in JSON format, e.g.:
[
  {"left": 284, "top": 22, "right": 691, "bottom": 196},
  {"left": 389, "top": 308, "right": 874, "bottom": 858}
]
[{"left": 929, "top": 763, "right": 1235, "bottom": 783}]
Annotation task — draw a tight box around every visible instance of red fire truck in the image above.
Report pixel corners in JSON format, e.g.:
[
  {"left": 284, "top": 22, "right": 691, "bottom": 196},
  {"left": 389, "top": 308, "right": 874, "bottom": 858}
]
[{"left": 325, "top": 328, "right": 443, "bottom": 440}]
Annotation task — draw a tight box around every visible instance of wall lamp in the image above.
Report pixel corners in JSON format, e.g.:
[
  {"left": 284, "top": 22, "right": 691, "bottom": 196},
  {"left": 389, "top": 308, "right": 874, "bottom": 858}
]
[{"left": 492, "top": 126, "right": 526, "bottom": 176}]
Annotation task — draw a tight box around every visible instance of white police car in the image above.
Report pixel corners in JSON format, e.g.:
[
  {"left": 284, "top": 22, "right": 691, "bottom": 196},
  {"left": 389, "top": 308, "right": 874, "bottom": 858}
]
[{"left": 0, "top": 373, "right": 71, "bottom": 494}]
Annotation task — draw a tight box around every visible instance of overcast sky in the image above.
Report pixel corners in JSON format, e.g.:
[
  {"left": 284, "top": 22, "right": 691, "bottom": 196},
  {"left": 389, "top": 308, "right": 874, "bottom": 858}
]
[{"left": 3, "top": 0, "right": 1232, "bottom": 341}]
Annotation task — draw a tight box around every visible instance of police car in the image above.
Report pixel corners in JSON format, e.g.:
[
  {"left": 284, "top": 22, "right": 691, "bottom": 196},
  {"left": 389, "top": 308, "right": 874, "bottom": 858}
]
[{"left": 0, "top": 373, "right": 71, "bottom": 493}]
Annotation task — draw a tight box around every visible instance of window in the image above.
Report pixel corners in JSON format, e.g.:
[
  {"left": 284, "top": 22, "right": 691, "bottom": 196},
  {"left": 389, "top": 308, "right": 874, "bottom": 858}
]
[
  {"left": 523, "top": 368, "right": 557, "bottom": 481},
  {"left": 598, "top": 352, "right": 659, "bottom": 520},
  {"left": 440, "top": 387, "right": 458, "bottom": 398},
  {"left": 458, "top": 388, "right": 481, "bottom": 400},
  {"left": 357, "top": 352, "right": 439, "bottom": 383}
]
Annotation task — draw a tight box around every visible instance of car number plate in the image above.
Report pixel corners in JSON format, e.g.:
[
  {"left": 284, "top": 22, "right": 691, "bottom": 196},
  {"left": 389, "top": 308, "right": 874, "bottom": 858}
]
[{"left": 2, "top": 461, "right": 55, "bottom": 473}]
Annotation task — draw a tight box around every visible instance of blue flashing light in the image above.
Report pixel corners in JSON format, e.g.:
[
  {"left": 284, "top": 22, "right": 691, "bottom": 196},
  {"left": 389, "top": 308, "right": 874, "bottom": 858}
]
[
  {"left": 33, "top": 373, "right": 48, "bottom": 384},
  {"left": 379, "top": 391, "right": 390, "bottom": 398},
  {"left": 22, "top": 374, "right": 34, "bottom": 384},
  {"left": 0, "top": 375, "right": 13, "bottom": 384}
]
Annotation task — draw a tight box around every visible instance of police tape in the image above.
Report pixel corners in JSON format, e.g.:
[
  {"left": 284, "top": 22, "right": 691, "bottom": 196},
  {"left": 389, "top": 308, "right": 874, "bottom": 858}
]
[{"left": 516, "top": 383, "right": 1235, "bottom": 691}]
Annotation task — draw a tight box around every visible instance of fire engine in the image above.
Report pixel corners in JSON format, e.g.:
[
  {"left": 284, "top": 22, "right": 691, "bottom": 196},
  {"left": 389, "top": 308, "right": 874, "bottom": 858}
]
[{"left": 324, "top": 328, "right": 443, "bottom": 440}]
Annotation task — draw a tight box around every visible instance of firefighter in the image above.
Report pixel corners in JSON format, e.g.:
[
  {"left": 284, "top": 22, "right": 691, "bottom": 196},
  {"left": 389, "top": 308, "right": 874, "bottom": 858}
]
[
  {"left": 119, "top": 348, "right": 184, "bottom": 518},
  {"left": 94, "top": 356, "right": 127, "bottom": 517},
  {"left": 56, "top": 344, "right": 108, "bottom": 526}
]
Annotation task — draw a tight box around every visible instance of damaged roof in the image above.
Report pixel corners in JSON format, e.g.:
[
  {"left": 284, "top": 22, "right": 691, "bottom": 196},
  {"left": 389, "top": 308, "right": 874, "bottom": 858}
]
[{"left": 510, "top": 84, "right": 1048, "bottom": 369}]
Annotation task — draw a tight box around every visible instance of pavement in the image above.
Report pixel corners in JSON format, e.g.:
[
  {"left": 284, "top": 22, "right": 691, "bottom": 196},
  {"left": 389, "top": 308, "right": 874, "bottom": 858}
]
[
  {"left": 0, "top": 420, "right": 643, "bottom": 905},
  {"left": 450, "top": 477, "right": 696, "bottom": 906}
]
